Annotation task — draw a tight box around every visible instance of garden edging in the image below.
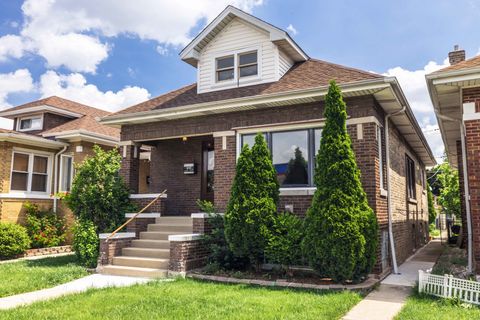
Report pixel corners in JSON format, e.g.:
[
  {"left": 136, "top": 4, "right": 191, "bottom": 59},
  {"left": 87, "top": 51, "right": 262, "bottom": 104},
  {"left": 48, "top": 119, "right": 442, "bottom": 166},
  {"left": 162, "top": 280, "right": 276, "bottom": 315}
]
[{"left": 187, "top": 273, "right": 380, "bottom": 293}]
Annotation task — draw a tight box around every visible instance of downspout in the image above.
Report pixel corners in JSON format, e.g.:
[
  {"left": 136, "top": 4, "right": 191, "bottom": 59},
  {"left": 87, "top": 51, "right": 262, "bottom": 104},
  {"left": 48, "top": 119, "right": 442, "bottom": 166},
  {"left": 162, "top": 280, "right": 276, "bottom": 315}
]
[
  {"left": 53, "top": 146, "right": 68, "bottom": 213},
  {"left": 437, "top": 113, "right": 473, "bottom": 273},
  {"left": 385, "top": 106, "right": 406, "bottom": 274}
]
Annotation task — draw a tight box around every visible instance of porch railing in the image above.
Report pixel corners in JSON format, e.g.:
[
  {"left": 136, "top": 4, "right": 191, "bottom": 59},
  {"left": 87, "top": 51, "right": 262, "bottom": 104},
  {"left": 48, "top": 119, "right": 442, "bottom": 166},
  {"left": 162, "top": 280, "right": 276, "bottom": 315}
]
[{"left": 106, "top": 189, "right": 167, "bottom": 242}]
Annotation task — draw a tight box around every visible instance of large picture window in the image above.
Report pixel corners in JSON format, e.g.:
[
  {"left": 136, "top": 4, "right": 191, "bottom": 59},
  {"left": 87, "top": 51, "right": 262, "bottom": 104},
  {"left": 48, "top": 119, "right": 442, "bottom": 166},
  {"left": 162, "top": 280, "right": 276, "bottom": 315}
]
[
  {"left": 241, "top": 128, "right": 322, "bottom": 187},
  {"left": 11, "top": 151, "right": 51, "bottom": 193}
]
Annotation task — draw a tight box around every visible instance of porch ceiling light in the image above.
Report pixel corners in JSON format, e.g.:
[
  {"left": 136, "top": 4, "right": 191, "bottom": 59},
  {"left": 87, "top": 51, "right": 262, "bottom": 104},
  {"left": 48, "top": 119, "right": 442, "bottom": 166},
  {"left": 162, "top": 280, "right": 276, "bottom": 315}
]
[{"left": 182, "top": 136, "right": 188, "bottom": 142}]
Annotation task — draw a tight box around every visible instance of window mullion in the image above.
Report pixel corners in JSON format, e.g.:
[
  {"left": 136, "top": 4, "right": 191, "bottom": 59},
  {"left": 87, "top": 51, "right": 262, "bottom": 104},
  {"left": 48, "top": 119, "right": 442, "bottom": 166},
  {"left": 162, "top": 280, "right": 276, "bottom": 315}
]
[{"left": 27, "top": 154, "right": 33, "bottom": 192}]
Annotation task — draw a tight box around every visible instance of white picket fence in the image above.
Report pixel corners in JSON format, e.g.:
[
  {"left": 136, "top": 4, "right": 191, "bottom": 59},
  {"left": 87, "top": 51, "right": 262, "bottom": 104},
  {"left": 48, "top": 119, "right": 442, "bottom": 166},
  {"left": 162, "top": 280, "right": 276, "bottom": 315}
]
[{"left": 418, "top": 270, "right": 480, "bottom": 305}]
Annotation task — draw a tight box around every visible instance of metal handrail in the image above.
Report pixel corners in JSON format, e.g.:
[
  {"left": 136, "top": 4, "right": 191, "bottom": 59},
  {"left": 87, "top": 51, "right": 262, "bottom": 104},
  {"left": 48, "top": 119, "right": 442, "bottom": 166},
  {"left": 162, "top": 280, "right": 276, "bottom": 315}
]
[{"left": 105, "top": 189, "right": 167, "bottom": 242}]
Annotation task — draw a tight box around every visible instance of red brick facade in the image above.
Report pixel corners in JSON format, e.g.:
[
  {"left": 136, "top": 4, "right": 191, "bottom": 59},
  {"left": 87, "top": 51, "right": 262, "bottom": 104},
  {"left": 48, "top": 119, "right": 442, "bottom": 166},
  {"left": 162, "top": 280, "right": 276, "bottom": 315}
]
[{"left": 119, "top": 96, "right": 429, "bottom": 274}]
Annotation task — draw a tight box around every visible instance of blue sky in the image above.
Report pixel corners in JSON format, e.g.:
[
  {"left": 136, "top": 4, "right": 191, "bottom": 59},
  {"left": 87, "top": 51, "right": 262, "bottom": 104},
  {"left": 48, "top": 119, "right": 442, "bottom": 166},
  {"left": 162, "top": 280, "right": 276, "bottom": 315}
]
[{"left": 0, "top": 0, "right": 479, "bottom": 162}]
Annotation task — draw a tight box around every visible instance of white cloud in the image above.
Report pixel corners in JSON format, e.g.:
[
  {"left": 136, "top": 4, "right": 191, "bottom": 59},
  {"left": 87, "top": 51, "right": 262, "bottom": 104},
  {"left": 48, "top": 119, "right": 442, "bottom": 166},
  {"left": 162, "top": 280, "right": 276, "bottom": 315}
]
[
  {"left": 383, "top": 59, "right": 450, "bottom": 163},
  {"left": 286, "top": 24, "right": 297, "bottom": 36},
  {"left": 0, "top": 0, "right": 264, "bottom": 73},
  {"left": 0, "top": 69, "right": 34, "bottom": 109},
  {"left": 0, "top": 35, "right": 27, "bottom": 61},
  {"left": 156, "top": 45, "right": 169, "bottom": 56},
  {"left": 39, "top": 70, "right": 150, "bottom": 112},
  {"left": 0, "top": 69, "right": 34, "bottom": 130}
]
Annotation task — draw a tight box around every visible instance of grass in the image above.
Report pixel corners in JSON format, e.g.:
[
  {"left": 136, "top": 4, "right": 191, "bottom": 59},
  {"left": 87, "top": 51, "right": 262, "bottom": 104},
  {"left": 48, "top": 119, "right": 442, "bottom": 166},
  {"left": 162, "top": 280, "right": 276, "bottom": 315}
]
[
  {"left": 0, "top": 254, "right": 88, "bottom": 298},
  {"left": 0, "top": 278, "right": 362, "bottom": 319},
  {"left": 395, "top": 292, "right": 480, "bottom": 320}
]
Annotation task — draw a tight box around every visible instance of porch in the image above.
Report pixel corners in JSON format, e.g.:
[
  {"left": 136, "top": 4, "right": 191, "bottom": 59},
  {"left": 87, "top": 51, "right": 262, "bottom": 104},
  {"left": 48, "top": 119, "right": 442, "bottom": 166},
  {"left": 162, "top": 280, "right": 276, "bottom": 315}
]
[{"left": 120, "top": 134, "right": 223, "bottom": 216}]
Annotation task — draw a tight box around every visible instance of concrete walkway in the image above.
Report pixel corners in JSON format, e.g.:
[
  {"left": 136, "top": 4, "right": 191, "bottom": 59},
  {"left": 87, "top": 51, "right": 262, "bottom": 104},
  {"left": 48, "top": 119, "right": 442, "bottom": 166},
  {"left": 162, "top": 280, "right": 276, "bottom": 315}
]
[
  {"left": 0, "top": 274, "right": 152, "bottom": 310},
  {"left": 343, "top": 240, "right": 444, "bottom": 320}
]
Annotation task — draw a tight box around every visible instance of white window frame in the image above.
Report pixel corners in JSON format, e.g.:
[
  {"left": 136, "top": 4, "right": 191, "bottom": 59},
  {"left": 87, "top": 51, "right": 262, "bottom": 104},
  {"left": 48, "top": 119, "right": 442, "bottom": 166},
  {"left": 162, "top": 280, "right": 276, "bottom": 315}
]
[
  {"left": 17, "top": 114, "right": 44, "bottom": 132},
  {"left": 59, "top": 154, "right": 74, "bottom": 192},
  {"left": 10, "top": 148, "right": 53, "bottom": 195},
  {"left": 211, "top": 46, "right": 262, "bottom": 90}
]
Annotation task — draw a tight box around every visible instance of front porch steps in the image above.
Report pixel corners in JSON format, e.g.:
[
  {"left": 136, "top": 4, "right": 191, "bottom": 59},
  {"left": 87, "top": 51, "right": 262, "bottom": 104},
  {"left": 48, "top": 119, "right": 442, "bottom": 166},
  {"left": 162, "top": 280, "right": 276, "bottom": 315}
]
[{"left": 99, "top": 216, "right": 193, "bottom": 278}]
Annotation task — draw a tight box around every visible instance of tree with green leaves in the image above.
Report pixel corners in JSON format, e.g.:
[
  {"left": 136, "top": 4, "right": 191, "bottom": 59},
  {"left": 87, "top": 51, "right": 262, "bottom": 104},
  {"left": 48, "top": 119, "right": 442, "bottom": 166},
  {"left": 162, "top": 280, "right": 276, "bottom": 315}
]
[
  {"left": 65, "top": 145, "right": 135, "bottom": 233},
  {"left": 302, "top": 80, "right": 378, "bottom": 283},
  {"left": 437, "top": 162, "right": 461, "bottom": 218},
  {"left": 224, "top": 134, "right": 278, "bottom": 270}
]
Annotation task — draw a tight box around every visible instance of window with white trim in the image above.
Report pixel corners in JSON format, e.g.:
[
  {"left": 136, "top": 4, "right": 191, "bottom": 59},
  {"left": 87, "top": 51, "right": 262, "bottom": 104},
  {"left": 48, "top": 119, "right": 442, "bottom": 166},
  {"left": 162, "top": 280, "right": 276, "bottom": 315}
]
[
  {"left": 241, "top": 128, "right": 322, "bottom": 187},
  {"left": 11, "top": 151, "right": 50, "bottom": 193},
  {"left": 18, "top": 116, "right": 43, "bottom": 131},
  {"left": 60, "top": 155, "right": 74, "bottom": 192},
  {"left": 215, "top": 50, "right": 258, "bottom": 83}
]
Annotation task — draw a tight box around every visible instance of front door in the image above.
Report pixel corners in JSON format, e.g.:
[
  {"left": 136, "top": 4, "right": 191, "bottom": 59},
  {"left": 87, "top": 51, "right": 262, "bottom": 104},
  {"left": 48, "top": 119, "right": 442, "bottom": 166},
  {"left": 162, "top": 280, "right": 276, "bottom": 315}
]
[{"left": 201, "top": 140, "right": 214, "bottom": 203}]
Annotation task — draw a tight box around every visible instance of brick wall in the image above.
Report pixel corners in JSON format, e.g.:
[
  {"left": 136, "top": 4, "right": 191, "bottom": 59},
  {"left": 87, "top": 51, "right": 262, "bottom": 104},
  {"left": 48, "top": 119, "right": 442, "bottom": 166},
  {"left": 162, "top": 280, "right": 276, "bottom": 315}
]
[
  {"left": 129, "top": 197, "right": 165, "bottom": 213},
  {"left": 464, "top": 119, "right": 480, "bottom": 266},
  {"left": 98, "top": 237, "right": 134, "bottom": 266},
  {"left": 121, "top": 96, "right": 381, "bottom": 141},
  {"left": 42, "top": 113, "right": 72, "bottom": 132},
  {"left": 169, "top": 240, "right": 209, "bottom": 273},
  {"left": 150, "top": 136, "right": 206, "bottom": 215}
]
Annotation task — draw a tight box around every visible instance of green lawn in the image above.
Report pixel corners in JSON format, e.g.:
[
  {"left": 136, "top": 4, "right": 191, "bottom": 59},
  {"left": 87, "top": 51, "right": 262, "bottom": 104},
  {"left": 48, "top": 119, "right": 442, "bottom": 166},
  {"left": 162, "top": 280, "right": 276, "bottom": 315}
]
[
  {"left": 0, "top": 278, "right": 361, "bottom": 320},
  {"left": 0, "top": 254, "right": 88, "bottom": 298},
  {"left": 395, "top": 293, "right": 480, "bottom": 320}
]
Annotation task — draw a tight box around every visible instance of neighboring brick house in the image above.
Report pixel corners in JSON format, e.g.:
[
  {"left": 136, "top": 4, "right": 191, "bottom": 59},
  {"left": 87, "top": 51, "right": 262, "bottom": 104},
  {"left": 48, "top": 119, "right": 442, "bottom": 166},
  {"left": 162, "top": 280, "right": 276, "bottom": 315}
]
[
  {"left": 0, "top": 96, "right": 120, "bottom": 227},
  {"left": 427, "top": 46, "right": 480, "bottom": 273},
  {"left": 101, "top": 6, "right": 435, "bottom": 276}
]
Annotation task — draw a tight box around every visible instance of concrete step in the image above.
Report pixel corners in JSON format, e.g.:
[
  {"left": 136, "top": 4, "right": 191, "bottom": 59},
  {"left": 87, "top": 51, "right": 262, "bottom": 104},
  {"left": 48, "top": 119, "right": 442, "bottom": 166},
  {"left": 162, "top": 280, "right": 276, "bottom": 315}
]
[
  {"left": 147, "top": 224, "right": 193, "bottom": 232},
  {"left": 155, "top": 217, "right": 192, "bottom": 224},
  {"left": 122, "top": 247, "right": 170, "bottom": 259},
  {"left": 100, "top": 265, "right": 168, "bottom": 278},
  {"left": 139, "top": 231, "right": 185, "bottom": 240},
  {"left": 113, "top": 256, "right": 169, "bottom": 269},
  {"left": 131, "top": 239, "right": 170, "bottom": 249}
]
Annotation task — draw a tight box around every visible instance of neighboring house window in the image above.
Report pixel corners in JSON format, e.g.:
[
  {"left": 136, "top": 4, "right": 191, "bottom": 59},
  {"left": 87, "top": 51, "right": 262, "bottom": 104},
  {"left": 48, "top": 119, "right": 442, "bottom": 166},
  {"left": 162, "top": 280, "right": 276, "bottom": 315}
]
[
  {"left": 60, "top": 155, "right": 74, "bottom": 192},
  {"left": 11, "top": 151, "right": 50, "bottom": 193},
  {"left": 238, "top": 51, "right": 258, "bottom": 78},
  {"left": 240, "top": 128, "right": 322, "bottom": 187},
  {"left": 216, "top": 55, "right": 234, "bottom": 82},
  {"left": 18, "top": 116, "right": 43, "bottom": 131},
  {"left": 377, "top": 126, "right": 385, "bottom": 191},
  {"left": 215, "top": 50, "right": 258, "bottom": 83},
  {"left": 406, "top": 155, "right": 416, "bottom": 199}
]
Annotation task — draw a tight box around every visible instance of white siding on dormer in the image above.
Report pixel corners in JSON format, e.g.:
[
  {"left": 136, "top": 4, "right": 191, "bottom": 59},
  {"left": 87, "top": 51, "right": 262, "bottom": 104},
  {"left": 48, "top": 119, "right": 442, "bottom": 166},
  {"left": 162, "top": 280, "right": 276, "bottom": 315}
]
[
  {"left": 197, "top": 18, "right": 278, "bottom": 93},
  {"left": 278, "top": 48, "right": 294, "bottom": 78}
]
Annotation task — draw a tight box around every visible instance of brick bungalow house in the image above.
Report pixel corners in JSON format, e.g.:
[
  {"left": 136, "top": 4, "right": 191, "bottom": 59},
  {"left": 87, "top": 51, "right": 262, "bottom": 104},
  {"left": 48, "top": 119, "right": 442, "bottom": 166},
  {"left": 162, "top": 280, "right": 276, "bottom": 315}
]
[
  {"left": 0, "top": 96, "right": 120, "bottom": 227},
  {"left": 427, "top": 46, "right": 480, "bottom": 273},
  {"left": 98, "top": 6, "right": 435, "bottom": 277}
]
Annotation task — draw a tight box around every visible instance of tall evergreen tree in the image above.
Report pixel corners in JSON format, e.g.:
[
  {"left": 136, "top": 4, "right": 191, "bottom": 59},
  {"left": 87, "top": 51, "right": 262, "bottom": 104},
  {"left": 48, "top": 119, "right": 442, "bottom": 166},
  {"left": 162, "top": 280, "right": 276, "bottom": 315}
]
[
  {"left": 251, "top": 133, "right": 280, "bottom": 203},
  {"left": 302, "top": 80, "right": 378, "bottom": 282},
  {"left": 224, "top": 144, "right": 277, "bottom": 270}
]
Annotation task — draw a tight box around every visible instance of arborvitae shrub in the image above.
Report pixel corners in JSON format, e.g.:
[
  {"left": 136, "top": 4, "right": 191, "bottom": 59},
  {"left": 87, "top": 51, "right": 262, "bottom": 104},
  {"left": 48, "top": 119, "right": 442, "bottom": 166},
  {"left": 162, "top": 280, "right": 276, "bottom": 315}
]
[
  {"left": 302, "top": 80, "right": 378, "bottom": 282},
  {"left": 224, "top": 141, "right": 277, "bottom": 270}
]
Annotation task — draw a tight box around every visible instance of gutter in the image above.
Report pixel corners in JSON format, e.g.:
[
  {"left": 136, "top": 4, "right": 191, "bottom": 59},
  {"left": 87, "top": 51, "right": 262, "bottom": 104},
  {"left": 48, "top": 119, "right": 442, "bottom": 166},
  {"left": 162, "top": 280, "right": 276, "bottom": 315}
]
[
  {"left": 385, "top": 106, "right": 406, "bottom": 274},
  {"left": 53, "top": 146, "right": 68, "bottom": 213}
]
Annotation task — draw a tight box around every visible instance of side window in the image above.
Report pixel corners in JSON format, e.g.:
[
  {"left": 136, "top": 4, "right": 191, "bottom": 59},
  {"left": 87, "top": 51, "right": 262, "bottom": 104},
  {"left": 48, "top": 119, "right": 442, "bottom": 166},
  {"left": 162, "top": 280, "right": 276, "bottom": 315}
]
[{"left": 406, "top": 155, "right": 416, "bottom": 199}]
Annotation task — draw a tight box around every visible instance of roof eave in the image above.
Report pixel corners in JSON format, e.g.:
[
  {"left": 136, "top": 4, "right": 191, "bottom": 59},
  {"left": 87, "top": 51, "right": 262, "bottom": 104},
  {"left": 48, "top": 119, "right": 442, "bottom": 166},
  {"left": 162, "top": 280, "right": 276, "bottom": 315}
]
[
  {"left": 0, "top": 105, "right": 84, "bottom": 119},
  {"left": 42, "top": 129, "right": 120, "bottom": 146},
  {"left": 0, "top": 133, "right": 68, "bottom": 149}
]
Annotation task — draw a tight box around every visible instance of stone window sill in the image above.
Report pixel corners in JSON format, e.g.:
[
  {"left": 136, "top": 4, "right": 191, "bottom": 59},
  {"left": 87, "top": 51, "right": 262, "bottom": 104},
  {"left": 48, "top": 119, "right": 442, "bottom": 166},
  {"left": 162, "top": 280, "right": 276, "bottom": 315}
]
[{"left": 408, "top": 198, "right": 418, "bottom": 204}]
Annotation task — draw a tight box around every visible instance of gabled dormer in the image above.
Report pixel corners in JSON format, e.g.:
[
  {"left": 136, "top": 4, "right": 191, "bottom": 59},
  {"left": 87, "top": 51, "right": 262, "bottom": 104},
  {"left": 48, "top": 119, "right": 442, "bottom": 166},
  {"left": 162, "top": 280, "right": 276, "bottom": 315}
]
[{"left": 180, "top": 6, "right": 308, "bottom": 94}]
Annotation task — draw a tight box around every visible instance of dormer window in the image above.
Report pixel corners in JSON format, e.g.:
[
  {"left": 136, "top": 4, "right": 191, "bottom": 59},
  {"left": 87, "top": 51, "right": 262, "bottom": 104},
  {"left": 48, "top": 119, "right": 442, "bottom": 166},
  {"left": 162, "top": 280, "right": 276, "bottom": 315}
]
[
  {"left": 238, "top": 51, "right": 258, "bottom": 77},
  {"left": 216, "top": 56, "right": 235, "bottom": 82},
  {"left": 215, "top": 50, "right": 258, "bottom": 83},
  {"left": 18, "top": 115, "right": 43, "bottom": 131}
]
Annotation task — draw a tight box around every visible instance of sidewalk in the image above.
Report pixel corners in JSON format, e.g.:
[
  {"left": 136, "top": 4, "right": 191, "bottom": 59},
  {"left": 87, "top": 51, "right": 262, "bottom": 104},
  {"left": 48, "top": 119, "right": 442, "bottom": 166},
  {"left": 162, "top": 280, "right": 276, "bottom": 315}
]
[
  {"left": 0, "top": 274, "right": 153, "bottom": 310},
  {"left": 343, "top": 240, "right": 444, "bottom": 320}
]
